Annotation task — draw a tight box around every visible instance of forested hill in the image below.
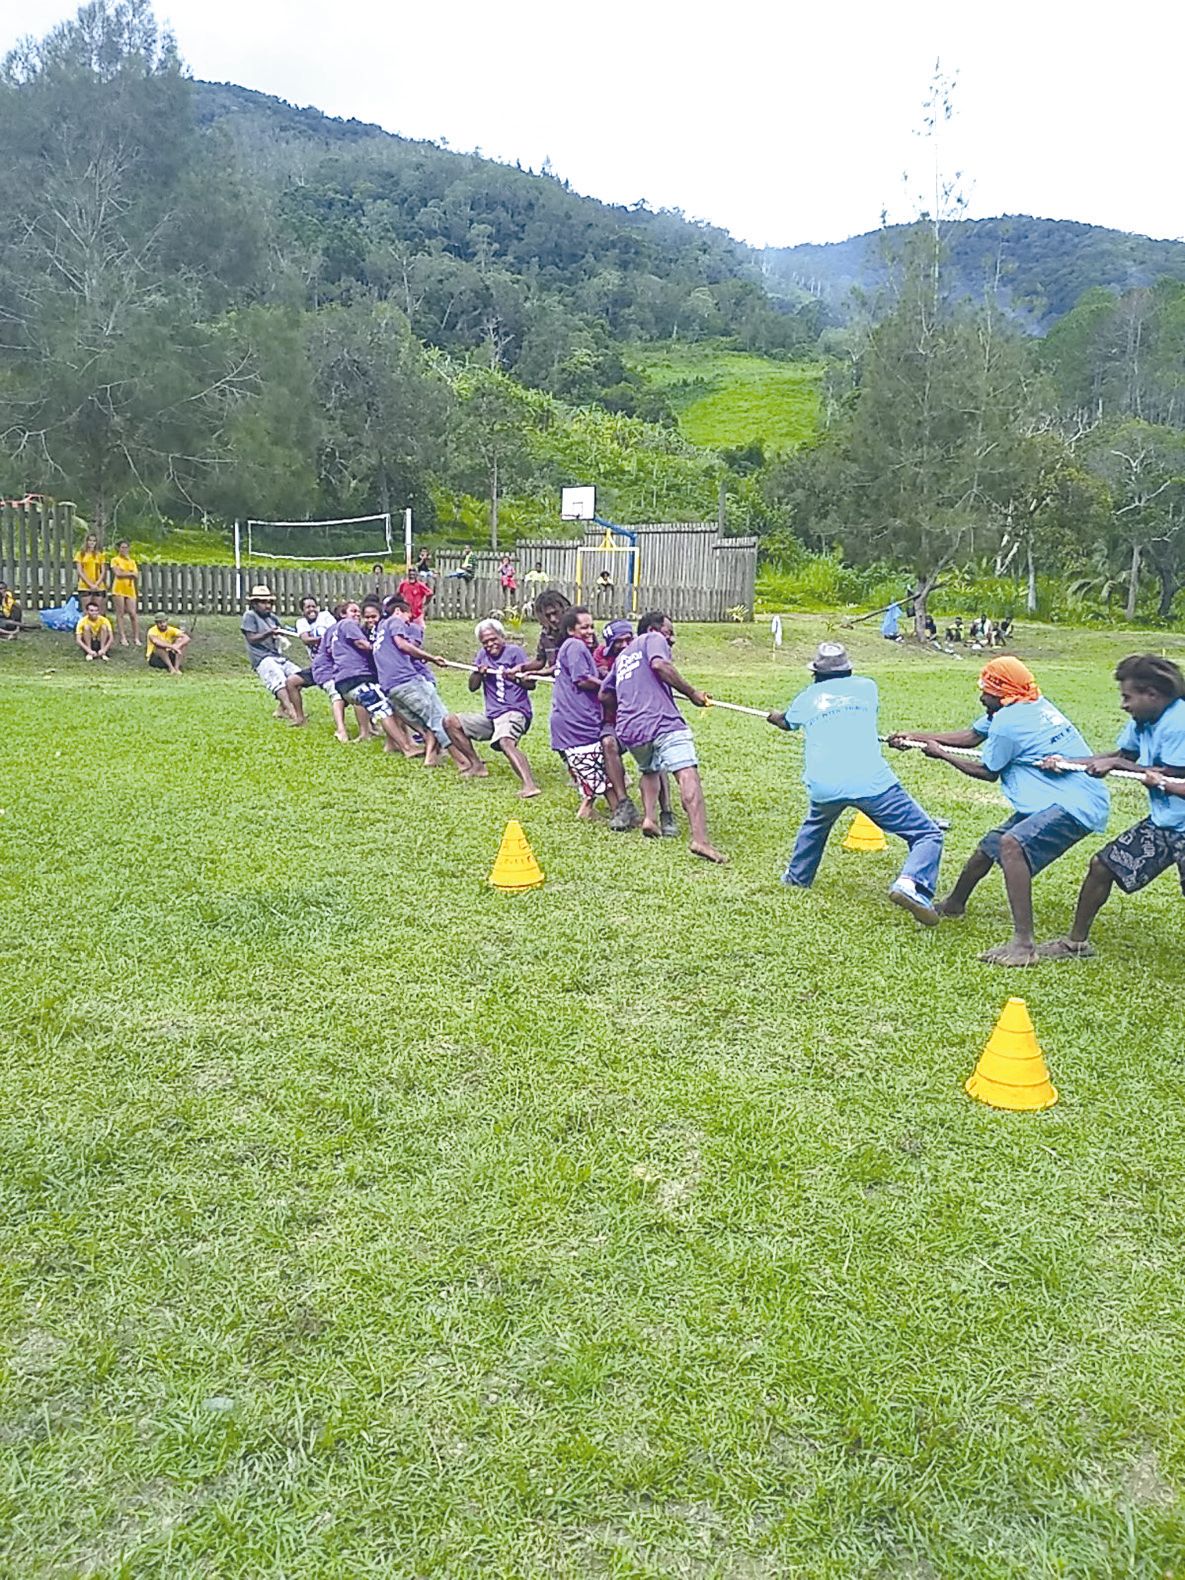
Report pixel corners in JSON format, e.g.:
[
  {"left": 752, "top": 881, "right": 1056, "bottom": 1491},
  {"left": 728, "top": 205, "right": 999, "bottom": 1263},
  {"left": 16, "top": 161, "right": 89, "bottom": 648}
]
[
  {"left": 193, "top": 80, "right": 821, "bottom": 371},
  {"left": 763, "top": 218, "right": 1185, "bottom": 332}
]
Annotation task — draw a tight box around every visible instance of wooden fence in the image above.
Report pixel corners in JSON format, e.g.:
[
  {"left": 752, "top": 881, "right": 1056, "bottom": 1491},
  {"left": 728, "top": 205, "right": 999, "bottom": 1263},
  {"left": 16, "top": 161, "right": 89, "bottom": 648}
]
[{"left": 1, "top": 505, "right": 757, "bottom": 622}]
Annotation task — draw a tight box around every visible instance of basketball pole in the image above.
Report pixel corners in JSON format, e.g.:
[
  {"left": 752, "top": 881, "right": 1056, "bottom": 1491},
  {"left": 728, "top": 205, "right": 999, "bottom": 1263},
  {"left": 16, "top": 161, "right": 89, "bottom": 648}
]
[{"left": 404, "top": 506, "right": 412, "bottom": 572}]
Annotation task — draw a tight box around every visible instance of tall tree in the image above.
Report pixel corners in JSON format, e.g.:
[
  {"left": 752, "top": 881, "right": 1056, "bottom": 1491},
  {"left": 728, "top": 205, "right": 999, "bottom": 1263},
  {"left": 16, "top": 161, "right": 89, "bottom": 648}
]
[{"left": 0, "top": 1, "right": 256, "bottom": 529}]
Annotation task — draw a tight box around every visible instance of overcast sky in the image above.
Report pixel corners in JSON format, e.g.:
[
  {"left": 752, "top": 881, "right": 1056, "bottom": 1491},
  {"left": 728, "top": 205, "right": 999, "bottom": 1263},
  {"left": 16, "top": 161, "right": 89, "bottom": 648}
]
[{"left": 7, "top": 0, "right": 1182, "bottom": 248}]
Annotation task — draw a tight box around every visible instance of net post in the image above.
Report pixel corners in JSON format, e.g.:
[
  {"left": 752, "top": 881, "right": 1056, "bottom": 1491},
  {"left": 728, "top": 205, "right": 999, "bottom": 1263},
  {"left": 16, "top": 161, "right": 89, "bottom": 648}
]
[
  {"left": 233, "top": 520, "right": 242, "bottom": 605},
  {"left": 403, "top": 506, "right": 412, "bottom": 572}
]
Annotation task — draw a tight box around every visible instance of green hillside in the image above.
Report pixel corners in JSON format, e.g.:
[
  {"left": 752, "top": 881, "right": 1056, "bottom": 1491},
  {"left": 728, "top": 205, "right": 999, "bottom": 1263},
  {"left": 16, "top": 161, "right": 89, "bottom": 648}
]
[{"left": 630, "top": 344, "right": 823, "bottom": 453}]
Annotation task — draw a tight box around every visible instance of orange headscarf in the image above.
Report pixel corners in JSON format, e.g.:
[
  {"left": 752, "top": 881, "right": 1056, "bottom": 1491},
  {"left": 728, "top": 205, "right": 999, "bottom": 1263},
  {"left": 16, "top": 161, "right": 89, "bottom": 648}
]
[{"left": 979, "top": 657, "right": 1040, "bottom": 706}]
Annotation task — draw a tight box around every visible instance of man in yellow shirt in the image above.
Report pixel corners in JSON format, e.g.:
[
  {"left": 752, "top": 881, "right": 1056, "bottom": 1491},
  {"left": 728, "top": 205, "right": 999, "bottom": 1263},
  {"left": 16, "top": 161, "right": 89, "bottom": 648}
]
[
  {"left": 145, "top": 613, "right": 190, "bottom": 673},
  {"left": 76, "top": 600, "right": 114, "bottom": 661}
]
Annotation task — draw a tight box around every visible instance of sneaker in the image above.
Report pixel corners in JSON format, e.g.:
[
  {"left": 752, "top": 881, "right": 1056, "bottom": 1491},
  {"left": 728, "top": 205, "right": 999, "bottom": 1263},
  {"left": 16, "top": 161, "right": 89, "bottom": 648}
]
[
  {"left": 889, "top": 877, "right": 939, "bottom": 927},
  {"left": 609, "top": 797, "right": 639, "bottom": 832},
  {"left": 659, "top": 811, "right": 678, "bottom": 838}
]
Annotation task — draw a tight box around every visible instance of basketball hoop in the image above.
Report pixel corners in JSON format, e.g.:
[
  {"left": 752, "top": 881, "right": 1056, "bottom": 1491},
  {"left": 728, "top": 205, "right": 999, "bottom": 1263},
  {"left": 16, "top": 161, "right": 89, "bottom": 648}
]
[{"left": 560, "top": 486, "right": 596, "bottom": 521}]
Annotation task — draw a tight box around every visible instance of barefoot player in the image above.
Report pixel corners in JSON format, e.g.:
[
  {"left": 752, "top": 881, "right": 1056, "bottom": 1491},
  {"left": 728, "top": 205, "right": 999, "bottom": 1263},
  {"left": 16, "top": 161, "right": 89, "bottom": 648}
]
[{"left": 890, "top": 657, "right": 1109, "bottom": 966}]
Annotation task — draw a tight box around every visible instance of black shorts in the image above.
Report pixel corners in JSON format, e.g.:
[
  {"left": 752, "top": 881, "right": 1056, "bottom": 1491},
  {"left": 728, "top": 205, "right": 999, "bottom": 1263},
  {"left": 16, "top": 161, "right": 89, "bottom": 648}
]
[
  {"left": 1097, "top": 817, "right": 1185, "bottom": 895},
  {"left": 297, "top": 668, "right": 314, "bottom": 686},
  {"left": 148, "top": 652, "right": 171, "bottom": 669},
  {"left": 85, "top": 635, "right": 103, "bottom": 653}
]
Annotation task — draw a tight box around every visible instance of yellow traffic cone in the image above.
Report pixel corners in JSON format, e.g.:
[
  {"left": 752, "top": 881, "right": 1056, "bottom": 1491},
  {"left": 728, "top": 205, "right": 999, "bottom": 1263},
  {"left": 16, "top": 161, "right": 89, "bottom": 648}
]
[
  {"left": 965, "top": 998, "right": 1057, "bottom": 1112},
  {"left": 842, "top": 810, "right": 888, "bottom": 852},
  {"left": 488, "top": 819, "right": 544, "bottom": 892}
]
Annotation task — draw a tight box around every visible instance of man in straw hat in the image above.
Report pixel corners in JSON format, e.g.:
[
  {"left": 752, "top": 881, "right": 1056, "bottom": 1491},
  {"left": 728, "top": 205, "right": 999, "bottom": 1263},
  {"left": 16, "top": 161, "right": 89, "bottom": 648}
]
[
  {"left": 768, "top": 642, "right": 944, "bottom": 923},
  {"left": 240, "top": 584, "right": 303, "bottom": 722},
  {"left": 889, "top": 655, "right": 1109, "bottom": 966}
]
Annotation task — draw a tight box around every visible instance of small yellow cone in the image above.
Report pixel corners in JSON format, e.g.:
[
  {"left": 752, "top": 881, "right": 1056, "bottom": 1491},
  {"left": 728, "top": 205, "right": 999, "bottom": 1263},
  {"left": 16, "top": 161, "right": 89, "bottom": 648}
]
[
  {"left": 965, "top": 998, "right": 1058, "bottom": 1111},
  {"left": 488, "top": 819, "right": 544, "bottom": 892},
  {"left": 842, "top": 810, "right": 888, "bottom": 852}
]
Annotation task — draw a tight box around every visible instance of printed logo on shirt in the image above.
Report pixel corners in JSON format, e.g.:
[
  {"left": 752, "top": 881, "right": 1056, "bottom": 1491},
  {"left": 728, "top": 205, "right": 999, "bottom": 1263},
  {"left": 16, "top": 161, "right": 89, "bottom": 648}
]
[{"left": 616, "top": 652, "right": 643, "bottom": 686}]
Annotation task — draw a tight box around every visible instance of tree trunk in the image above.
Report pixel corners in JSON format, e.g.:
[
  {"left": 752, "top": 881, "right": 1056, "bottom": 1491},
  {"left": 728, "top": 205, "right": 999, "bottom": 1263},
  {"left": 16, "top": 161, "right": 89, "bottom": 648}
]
[
  {"left": 1126, "top": 541, "right": 1141, "bottom": 622},
  {"left": 489, "top": 452, "right": 499, "bottom": 554},
  {"left": 1026, "top": 542, "right": 1037, "bottom": 614}
]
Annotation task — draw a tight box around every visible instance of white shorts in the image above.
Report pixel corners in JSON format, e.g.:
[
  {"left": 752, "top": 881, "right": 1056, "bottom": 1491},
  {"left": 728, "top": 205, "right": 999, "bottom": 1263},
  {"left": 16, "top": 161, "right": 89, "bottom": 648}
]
[
  {"left": 459, "top": 710, "right": 529, "bottom": 749},
  {"left": 256, "top": 655, "right": 301, "bottom": 695}
]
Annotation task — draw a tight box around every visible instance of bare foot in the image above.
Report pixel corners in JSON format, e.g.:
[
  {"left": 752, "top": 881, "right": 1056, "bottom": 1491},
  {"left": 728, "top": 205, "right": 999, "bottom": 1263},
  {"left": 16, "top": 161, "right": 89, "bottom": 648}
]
[
  {"left": 978, "top": 941, "right": 1040, "bottom": 967},
  {"left": 335, "top": 732, "right": 350, "bottom": 743},
  {"left": 289, "top": 717, "right": 306, "bottom": 727},
  {"left": 1037, "top": 937, "right": 1096, "bottom": 960},
  {"left": 518, "top": 786, "right": 541, "bottom": 799},
  {"left": 934, "top": 897, "right": 965, "bottom": 918},
  {"left": 576, "top": 799, "right": 595, "bottom": 819},
  {"left": 641, "top": 818, "right": 660, "bottom": 839},
  {"left": 690, "top": 842, "right": 728, "bottom": 864},
  {"left": 461, "top": 765, "right": 490, "bottom": 779}
]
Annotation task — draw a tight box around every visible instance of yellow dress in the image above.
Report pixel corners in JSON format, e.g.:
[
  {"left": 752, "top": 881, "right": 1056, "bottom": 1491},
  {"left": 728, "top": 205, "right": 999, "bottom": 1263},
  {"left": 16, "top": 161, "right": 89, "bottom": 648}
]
[
  {"left": 75, "top": 550, "right": 106, "bottom": 593},
  {"left": 109, "top": 554, "right": 138, "bottom": 600}
]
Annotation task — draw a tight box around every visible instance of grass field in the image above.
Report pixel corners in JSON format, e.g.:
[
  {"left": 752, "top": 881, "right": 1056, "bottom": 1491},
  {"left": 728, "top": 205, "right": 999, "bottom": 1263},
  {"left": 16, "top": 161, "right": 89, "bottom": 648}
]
[
  {"left": 3, "top": 616, "right": 1185, "bottom": 1576},
  {"left": 630, "top": 345, "right": 823, "bottom": 453}
]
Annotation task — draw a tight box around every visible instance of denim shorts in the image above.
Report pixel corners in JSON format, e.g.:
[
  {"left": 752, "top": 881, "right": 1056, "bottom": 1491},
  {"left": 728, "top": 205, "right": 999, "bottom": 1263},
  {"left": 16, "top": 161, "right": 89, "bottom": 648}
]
[
  {"left": 388, "top": 678, "right": 450, "bottom": 748},
  {"left": 629, "top": 727, "right": 699, "bottom": 775},
  {"left": 978, "top": 806, "right": 1091, "bottom": 876}
]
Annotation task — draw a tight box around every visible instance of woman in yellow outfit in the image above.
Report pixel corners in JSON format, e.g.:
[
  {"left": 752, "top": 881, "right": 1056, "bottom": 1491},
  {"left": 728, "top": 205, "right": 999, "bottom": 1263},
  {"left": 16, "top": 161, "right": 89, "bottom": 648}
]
[
  {"left": 108, "top": 538, "right": 140, "bottom": 646},
  {"left": 73, "top": 534, "right": 107, "bottom": 611}
]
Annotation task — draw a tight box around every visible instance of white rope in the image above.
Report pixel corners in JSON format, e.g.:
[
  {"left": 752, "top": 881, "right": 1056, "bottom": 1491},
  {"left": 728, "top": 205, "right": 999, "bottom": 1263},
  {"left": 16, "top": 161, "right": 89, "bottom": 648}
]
[{"left": 705, "top": 697, "right": 770, "bottom": 718}]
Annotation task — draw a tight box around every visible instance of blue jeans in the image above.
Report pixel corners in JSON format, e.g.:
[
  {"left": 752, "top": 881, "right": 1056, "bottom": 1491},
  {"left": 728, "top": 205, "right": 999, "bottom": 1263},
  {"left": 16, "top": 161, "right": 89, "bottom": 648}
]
[{"left": 784, "top": 783, "right": 944, "bottom": 897}]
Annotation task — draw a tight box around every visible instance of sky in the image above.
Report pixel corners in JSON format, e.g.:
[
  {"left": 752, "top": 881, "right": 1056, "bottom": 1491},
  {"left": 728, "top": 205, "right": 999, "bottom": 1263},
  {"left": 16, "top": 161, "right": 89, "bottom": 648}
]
[{"left": 6, "top": 0, "right": 1182, "bottom": 249}]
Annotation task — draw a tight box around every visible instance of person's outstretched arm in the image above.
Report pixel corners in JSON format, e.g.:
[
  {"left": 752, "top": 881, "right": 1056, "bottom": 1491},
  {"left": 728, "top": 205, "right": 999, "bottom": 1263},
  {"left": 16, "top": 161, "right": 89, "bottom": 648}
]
[
  {"left": 887, "top": 727, "right": 986, "bottom": 749},
  {"left": 921, "top": 739, "right": 999, "bottom": 781}
]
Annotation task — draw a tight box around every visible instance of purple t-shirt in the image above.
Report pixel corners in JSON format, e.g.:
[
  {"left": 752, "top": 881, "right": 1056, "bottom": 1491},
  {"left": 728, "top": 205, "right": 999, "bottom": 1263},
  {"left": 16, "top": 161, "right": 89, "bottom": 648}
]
[
  {"left": 310, "top": 618, "right": 339, "bottom": 685},
  {"left": 333, "top": 618, "right": 376, "bottom": 684},
  {"left": 605, "top": 632, "right": 686, "bottom": 747},
  {"left": 475, "top": 643, "right": 532, "bottom": 720},
  {"left": 374, "top": 616, "right": 422, "bottom": 690},
  {"left": 550, "top": 637, "right": 605, "bottom": 751},
  {"left": 405, "top": 617, "right": 433, "bottom": 681}
]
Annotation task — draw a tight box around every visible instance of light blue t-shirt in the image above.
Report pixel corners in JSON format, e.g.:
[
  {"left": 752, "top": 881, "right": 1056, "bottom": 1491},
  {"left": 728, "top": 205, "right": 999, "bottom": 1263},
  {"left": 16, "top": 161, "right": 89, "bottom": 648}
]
[
  {"left": 784, "top": 675, "right": 898, "bottom": 804},
  {"left": 1117, "top": 697, "right": 1185, "bottom": 831},
  {"left": 976, "top": 698, "right": 1110, "bottom": 832}
]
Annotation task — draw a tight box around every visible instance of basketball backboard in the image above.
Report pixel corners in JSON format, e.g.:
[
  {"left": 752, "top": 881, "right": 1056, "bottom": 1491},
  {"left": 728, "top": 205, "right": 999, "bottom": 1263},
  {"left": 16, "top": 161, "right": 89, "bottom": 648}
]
[{"left": 560, "top": 485, "right": 596, "bottom": 521}]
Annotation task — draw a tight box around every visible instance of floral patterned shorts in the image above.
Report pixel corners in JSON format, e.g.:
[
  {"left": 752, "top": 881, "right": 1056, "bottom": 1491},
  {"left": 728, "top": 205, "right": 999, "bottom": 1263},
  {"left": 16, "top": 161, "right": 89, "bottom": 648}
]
[{"left": 1097, "top": 817, "right": 1185, "bottom": 895}]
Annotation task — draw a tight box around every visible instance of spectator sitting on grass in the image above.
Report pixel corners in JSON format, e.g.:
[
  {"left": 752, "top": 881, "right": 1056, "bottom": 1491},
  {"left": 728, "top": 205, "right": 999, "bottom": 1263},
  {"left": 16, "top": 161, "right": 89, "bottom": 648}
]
[
  {"left": 76, "top": 599, "right": 114, "bottom": 662},
  {"left": 146, "top": 613, "right": 190, "bottom": 674},
  {"left": 0, "top": 581, "right": 21, "bottom": 639}
]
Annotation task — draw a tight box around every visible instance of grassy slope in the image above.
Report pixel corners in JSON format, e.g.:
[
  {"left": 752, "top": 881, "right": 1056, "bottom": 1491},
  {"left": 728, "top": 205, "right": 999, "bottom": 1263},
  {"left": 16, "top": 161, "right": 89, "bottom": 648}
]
[
  {"left": 631, "top": 343, "right": 823, "bottom": 452},
  {"left": 3, "top": 617, "right": 1185, "bottom": 1575}
]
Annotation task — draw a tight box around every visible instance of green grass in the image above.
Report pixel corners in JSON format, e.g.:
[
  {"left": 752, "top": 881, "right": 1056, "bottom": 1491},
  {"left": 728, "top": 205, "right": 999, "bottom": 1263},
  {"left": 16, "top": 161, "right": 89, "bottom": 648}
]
[
  {"left": 631, "top": 343, "right": 823, "bottom": 453},
  {"left": 3, "top": 616, "right": 1185, "bottom": 1575}
]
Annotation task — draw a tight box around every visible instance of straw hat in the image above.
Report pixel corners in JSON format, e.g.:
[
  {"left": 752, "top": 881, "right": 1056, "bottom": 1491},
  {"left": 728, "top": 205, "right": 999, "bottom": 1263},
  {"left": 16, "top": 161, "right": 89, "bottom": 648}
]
[{"left": 248, "top": 584, "right": 275, "bottom": 601}]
